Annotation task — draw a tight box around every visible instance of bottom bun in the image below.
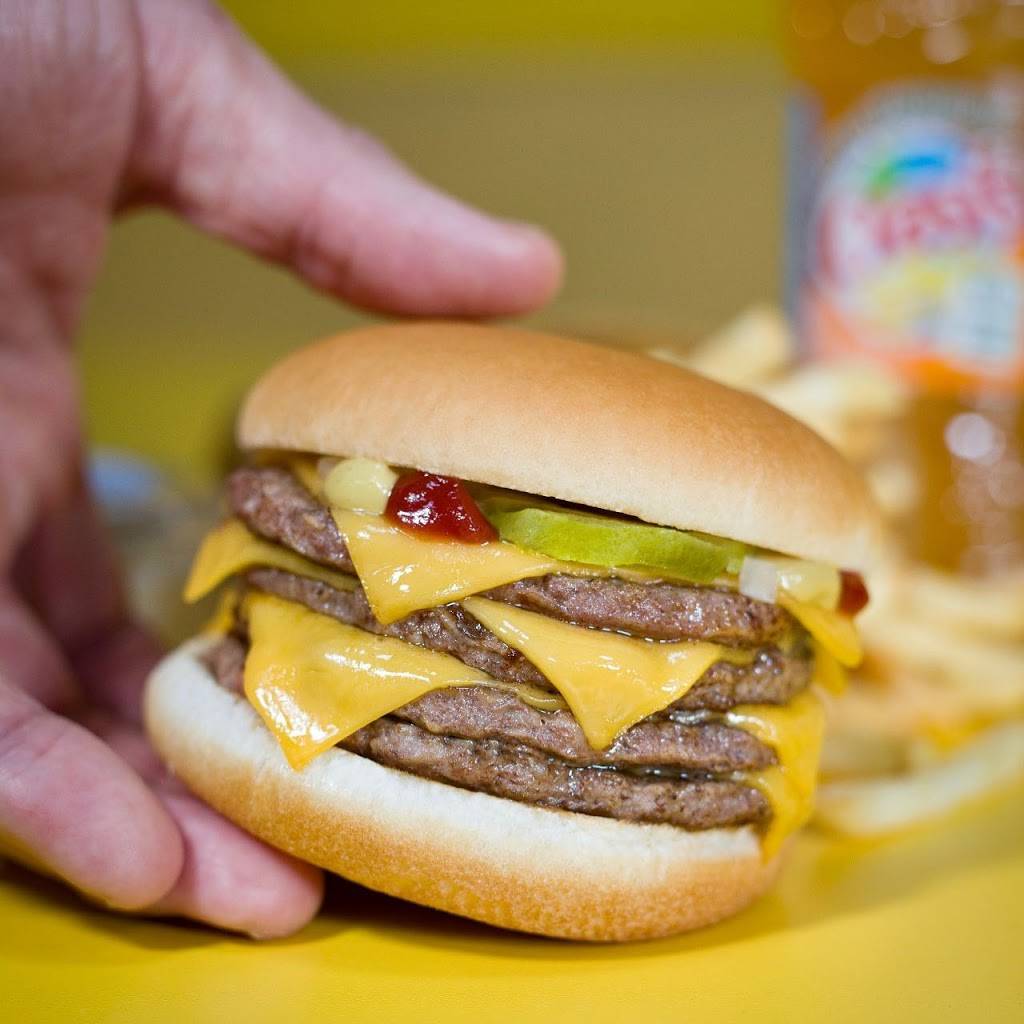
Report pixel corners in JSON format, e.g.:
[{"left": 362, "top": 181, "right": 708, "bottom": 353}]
[{"left": 144, "top": 638, "right": 782, "bottom": 941}]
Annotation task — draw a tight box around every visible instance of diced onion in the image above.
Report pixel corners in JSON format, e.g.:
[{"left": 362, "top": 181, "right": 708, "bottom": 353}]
[
  {"left": 777, "top": 560, "right": 840, "bottom": 608},
  {"left": 323, "top": 457, "right": 399, "bottom": 514},
  {"left": 739, "top": 554, "right": 841, "bottom": 608},
  {"left": 739, "top": 555, "right": 779, "bottom": 603}
]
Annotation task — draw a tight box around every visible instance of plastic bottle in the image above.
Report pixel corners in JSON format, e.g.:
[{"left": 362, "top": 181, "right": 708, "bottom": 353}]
[{"left": 787, "top": 0, "right": 1024, "bottom": 575}]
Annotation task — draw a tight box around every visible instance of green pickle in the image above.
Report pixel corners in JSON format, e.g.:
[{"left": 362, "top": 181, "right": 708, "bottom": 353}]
[{"left": 481, "top": 500, "right": 745, "bottom": 583}]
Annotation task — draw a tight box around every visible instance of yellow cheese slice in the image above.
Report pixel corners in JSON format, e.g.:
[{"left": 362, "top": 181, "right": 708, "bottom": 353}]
[
  {"left": 725, "top": 690, "right": 825, "bottom": 859},
  {"left": 463, "top": 597, "right": 726, "bottom": 751},
  {"left": 331, "top": 510, "right": 565, "bottom": 624},
  {"left": 201, "top": 588, "right": 240, "bottom": 636},
  {"left": 243, "top": 593, "right": 492, "bottom": 769},
  {"left": 812, "top": 641, "right": 847, "bottom": 695},
  {"left": 780, "top": 594, "right": 862, "bottom": 668},
  {"left": 238, "top": 588, "right": 823, "bottom": 856},
  {"left": 183, "top": 519, "right": 357, "bottom": 604}
]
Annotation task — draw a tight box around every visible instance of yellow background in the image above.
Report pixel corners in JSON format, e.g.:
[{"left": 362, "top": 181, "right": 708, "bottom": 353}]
[
  {"left": 28, "top": 5, "right": 1022, "bottom": 1019},
  {"left": 218, "top": 1, "right": 778, "bottom": 55},
  {"left": 3, "top": 786, "right": 1023, "bottom": 1022},
  {"left": 80, "top": 4, "right": 786, "bottom": 485}
]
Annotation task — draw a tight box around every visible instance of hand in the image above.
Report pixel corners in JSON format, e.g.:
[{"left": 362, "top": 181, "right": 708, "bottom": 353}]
[{"left": 0, "top": 0, "right": 561, "bottom": 937}]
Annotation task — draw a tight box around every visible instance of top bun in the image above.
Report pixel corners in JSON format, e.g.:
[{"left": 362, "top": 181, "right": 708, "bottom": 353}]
[{"left": 238, "top": 322, "right": 881, "bottom": 572}]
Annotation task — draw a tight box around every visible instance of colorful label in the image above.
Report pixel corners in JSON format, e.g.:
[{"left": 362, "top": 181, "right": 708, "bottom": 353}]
[{"left": 806, "top": 82, "right": 1024, "bottom": 392}]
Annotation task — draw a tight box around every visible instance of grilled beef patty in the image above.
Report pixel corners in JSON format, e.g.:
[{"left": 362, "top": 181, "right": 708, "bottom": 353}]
[
  {"left": 217, "top": 464, "right": 803, "bottom": 832},
  {"left": 246, "top": 567, "right": 812, "bottom": 712},
  {"left": 228, "top": 466, "right": 798, "bottom": 647},
  {"left": 341, "top": 718, "right": 770, "bottom": 831},
  {"left": 208, "top": 633, "right": 775, "bottom": 772},
  {"left": 207, "top": 634, "right": 771, "bottom": 830}
]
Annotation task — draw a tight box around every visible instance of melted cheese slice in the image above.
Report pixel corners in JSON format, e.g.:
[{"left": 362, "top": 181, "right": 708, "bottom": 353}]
[
  {"left": 333, "top": 507, "right": 863, "bottom": 668},
  {"left": 330, "top": 510, "right": 565, "bottom": 624},
  {"left": 184, "top": 519, "right": 357, "bottom": 603},
  {"left": 189, "top": 505, "right": 838, "bottom": 852},
  {"left": 201, "top": 588, "right": 241, "bottom": 636},
  {"left": 812, "top": 641, "right": 847, "bottom": 695},
  {"left": 238, "top": 586, "right": 823, "bottom": 855},
  {"left": 780, "top": 594, "right": 862, "bottom": 668},
  {"left": 725, "top": 690, "right": 825, "bottom": 859},
  {"left": 244, "top": 593, "right": 492, "bottom": 769},
  {"left": 463, "top": 597, "right": 726, "bottom": 750}
]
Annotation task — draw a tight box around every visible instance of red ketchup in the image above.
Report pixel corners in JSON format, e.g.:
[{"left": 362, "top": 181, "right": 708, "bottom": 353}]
[
  {"left": 385, "top": 471, "right": 497, "bottom": 543},
  {"left": 839, "top": 571, "right": 869, "bottom": 616}
]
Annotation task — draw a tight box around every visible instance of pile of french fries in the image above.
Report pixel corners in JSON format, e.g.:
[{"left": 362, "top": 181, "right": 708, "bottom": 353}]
[{"left": 650, "top": 307, "right": 1024, "bottom": 837}]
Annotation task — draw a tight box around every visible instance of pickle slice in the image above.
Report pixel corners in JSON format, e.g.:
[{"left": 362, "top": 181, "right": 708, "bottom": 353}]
[{"left": 481, "top": 501, "right": 744, "bottom": 583}]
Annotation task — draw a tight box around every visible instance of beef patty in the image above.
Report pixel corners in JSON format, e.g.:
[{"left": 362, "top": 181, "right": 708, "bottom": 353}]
[
  {"left": 228, "top": 466, "right": 799, "bottom": 647},
  {"left": 218, "top": 464, "right": 804, "bottom": 832},
  {"left": 342, "top": 719, "right": 770, "bottom": 831},
  {"left": 209, "top": 633, "right": 776, "bottom": 772},
  {"left": 206, "top": 635, "right": 771, "bottom": 831},
  {"left": 246, "top": 567, "right": 813, "bottom": 712}
]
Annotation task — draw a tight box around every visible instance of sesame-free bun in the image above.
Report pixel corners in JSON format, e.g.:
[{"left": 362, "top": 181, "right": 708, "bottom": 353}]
[
  {"left": 145, "top": 640, "right": 782, "bottom": 941},
  {"left": 239, "top": 322, "right": 880, "bottom": 571}
]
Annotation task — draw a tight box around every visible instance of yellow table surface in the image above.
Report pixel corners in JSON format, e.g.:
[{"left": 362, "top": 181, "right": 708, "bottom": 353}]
[
  {"left": 26, "top": 52, "right": 1020, "bottom": 1024},
  {"left": 3, "top": 783, "right": 1022, "bottom": 1023}
]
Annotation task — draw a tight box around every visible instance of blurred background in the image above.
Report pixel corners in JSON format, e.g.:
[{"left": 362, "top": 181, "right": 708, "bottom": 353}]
[
  {"left": 82, "top": 1, "right": 1024, "bottom": 835},
  {"left": 81, "top": 1, "right": 785, "bottom": 484}
]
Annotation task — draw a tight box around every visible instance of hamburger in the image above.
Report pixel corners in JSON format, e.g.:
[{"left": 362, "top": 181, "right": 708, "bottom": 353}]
[{"left": 144, "top": 322, "right": 879, "bottom": 940}]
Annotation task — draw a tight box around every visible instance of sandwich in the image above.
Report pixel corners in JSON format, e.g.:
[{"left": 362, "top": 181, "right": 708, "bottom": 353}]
[{"left": 144, "top": 321, "right": 879, "bottom": 940}]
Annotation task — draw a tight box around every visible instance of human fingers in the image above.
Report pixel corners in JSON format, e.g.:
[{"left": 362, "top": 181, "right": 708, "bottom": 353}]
[
  {"left": 13, "top": 459, "right": 324, "bottom": 935},
  {"left": 0, "top": 588, "right": 79, "bottom": 713},
  {"left": 12, "top": 467, "right": 159, "bottom": 722},
  {"left": 149, "top": 787, "right": 324, "bottom": 938},
  {"left": 0, "top": 677, "right": 183, "bottom": 908},
  {"left": 0, "top": 680, "right": 317, "bottom": 936},
  {"left": 123, "top": 0, "right": 562, "bottom": 317},
  {"left": 74, "top": 704, "right": 323, "bottom": 937}
]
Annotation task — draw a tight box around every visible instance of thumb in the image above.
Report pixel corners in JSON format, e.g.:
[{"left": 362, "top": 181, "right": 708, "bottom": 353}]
[{"left": 124, "top": 0, "right": 562, "bottom": 317}]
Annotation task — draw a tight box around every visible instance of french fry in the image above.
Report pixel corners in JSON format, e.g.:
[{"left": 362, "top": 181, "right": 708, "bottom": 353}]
[
  {"left": 815, "top": 722, "right": 1024, "bottom": 837},
  {"left": 862, "top": 617, "right": 1024, "bottom": 717},
  {"left": 864, "top": 458, "right": 918, "bottom": 518},
  {"left": 648, "top": 305, "right": 795, "bottom": 387},
  {"left": 901, "top": 566, "right": 1024, "bottom": 643},
  {"left": 819, "top": 729, "right": 910, "bottom": 781},
  {"left": 753, "top": 361, "right": 907, "bottom": 459}
]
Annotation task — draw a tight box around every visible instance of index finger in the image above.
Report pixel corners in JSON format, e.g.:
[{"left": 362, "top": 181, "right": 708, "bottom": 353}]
[{"left": 124, "top": 0, "right": 562, "bottom": 317}]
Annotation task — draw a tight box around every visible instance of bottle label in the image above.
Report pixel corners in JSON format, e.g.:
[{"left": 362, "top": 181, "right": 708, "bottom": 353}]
[{"left": 806, "top": 81, "right": 1024, "bottom": 392}]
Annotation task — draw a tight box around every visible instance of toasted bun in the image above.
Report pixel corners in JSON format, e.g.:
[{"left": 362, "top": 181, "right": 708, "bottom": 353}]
[
  {"left": 239, "top": 322, "right": 880, "bottom": 571},
  {"left": 145, "top": 639, "right": 782, "bottom": 941}
]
